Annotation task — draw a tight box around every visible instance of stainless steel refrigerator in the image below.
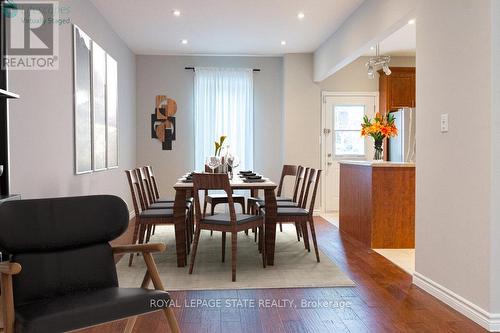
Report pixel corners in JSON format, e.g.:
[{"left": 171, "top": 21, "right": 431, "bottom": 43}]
[{"left": 388, "top": 108, "right": 416, "bottom": 163}]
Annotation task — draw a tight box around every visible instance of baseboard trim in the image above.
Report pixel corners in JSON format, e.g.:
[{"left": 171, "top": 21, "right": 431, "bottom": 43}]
[{"left": 413, "top": 272, "right": 500, "bottom": 331}]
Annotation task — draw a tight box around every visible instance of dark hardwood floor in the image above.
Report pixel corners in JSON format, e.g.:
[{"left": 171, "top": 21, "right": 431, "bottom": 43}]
[{"left": 81, "top": 217, "right": 486, "bottom": 333}]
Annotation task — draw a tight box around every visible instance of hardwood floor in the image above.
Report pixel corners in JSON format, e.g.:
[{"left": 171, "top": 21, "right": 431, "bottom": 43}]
[{"left": 82, "top": 217, "right": 487, "bottom": 333}]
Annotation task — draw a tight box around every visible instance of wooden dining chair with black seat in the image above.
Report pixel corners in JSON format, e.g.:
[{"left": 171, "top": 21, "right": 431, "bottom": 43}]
[
  {"left": 247, "top": 164, "right": 301, "bottom": 231},
  {"left": 189, "top": 173, "right": 266, "bottom": 282},
  {"left": 126, "top": 169, "right": 181, "bottom": 267},
  {"left": 144, "top": 165, "right": 195, "bottom": 238},
  {"left": 136, "top": 167, "right": 193, "bottom": 246},
  {"left": 262, "top": 168, "right": 322, "bottom": 262},
  {"left": 253, "top": 166, "right": 309, "bottom": 242},
  {"left": 0, "top": 195, "right": 180, "bottom": 333},
  {"left": 203, "top": 165, "right": 246, "bottom": 217}
]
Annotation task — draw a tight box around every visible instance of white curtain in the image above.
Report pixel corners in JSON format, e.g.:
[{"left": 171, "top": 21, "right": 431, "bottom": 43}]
[{"left": 194, "top": 67, "right": 254, "bottom": 171}]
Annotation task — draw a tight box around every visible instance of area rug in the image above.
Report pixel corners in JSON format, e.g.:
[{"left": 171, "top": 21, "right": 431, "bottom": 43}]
[{"left": 116, "top": 224, "right": 354, "bottom": 290}]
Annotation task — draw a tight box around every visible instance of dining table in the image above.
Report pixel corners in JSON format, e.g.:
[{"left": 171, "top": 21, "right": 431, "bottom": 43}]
[{"left": 172, "top": 174, "right": 278, "bottom": 267}]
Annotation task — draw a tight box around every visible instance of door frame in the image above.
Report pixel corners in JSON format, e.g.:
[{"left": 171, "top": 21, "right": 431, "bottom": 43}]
[{"left": 320, "top": 91, "right": 379, "bottom": 213}]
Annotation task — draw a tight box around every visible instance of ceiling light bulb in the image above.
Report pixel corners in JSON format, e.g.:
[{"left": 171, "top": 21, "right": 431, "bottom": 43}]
[
  {"left": 408, "top": 18, "right": 416, "bottom": 25},
  {"left": 181, "top": 39, "right": 188, "bottom": 45},
  {"left": 281, "top": 40, "right": 286, "bottom": 46},
  {"left": 383, "top": 64, "right": 391, "bottom": 75},
  {"left": 367, "top": 65, "right": 374, "bottom": 79},
  {"left": 297, "top": 12, "right": 305, "bottom": 19},
  {"left": 172, "top": 9, "right": 181, "bottom": 16},
  {"left": 370, "top": 46, "right": 375, "bottom": 50}
]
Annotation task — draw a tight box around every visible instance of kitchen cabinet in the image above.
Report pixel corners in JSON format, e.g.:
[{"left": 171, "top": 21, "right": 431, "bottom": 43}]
[{"left": 378, "top": 67, "right": 416, "bottom": 114}]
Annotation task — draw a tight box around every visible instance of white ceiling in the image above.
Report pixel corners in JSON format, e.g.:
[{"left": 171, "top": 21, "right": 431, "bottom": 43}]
[
  {"left": 365, "top": 22, "right": 416, "bottom": 56},
  {"left": 90, "top": 0, "right": 364, "bottom": 55}
]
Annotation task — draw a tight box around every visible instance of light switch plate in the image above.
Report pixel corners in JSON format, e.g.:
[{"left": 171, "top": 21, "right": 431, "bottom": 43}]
[{"left": 441, "top": 113, "right": 449, "bottom": 133}]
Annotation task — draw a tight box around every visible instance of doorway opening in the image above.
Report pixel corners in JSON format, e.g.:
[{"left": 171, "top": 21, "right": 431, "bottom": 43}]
[{"left": 318, "top": 20, "right": 416, "bottom": 275}]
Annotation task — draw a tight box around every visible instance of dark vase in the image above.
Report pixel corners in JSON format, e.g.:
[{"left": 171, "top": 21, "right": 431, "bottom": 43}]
[{"left": 374, "top": 138, "right": 384, "bottom": 161}]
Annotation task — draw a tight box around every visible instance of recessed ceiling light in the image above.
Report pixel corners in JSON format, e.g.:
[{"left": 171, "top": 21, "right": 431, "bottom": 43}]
[
  {"left": 281, "top": 40, "right": 286, "bottom": 46},
  {"left": 181, "top": 39, "right": 188, "bottom": 45},
  {"left": 297, "top": 12, "right": 305, "bottom": 20},
  {"left": 370, "top": 46, "right": 375, "bottom": 50},
  {"left": 408, "top": 18, "right": 416, "bottom": 25},
  {"left": 172, "top": 9, "right": 181, "bottom": 16}
]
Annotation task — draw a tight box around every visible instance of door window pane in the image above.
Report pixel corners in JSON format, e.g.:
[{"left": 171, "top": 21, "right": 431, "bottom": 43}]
[
  {"left": 334, "top": 105, "right": 365, "bottom": 130},
  {"left": 335, "top": 131, "right": 364, "bottom": 155},
  {"left": 333, "top": 105, "right": 365, "bottom": 156}
]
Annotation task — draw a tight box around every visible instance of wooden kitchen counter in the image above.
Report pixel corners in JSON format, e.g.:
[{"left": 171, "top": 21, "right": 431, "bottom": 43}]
[{"left": 339, "top": 161, "right": 415, "bottom": 248}]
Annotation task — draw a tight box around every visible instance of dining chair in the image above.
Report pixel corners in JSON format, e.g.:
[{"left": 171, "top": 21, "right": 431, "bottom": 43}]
[
  {"left": 136, "top": 167, "right": 193, "bottom": 245},
  {"left": 203, "top": 165, "right": 246, "bottom": 217},
  {"left": 126, "top": 169, "right": 182, "bottom": 266},
  {"left": 144, "top": 165, "right": 195, "bottom": 239},
  {"left": 251, "top": 166, "right": 308, "bottom": 241},
  {"left": 262, "top": 168, "right": 322, "bottom": 262},
  {"left": 189, "top": 173, "right": 266, "bottom": 282},
  {"left": 144, "top": 165, "right": 175, "bottom": 203},
  {"left": 0, "top": 195, "right": 180, "bottom": 333},
  {"left": 247, "top": 165, "right": 301, "bottom": 225}
]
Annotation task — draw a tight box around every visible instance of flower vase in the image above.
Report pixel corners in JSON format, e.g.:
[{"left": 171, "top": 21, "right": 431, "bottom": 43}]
[{"left": 373, "top": 138, "right": 384, "bottom": 161}]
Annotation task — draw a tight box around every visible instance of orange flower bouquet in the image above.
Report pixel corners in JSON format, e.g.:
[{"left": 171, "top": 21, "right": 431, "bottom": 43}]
[{"left": 361, "top": 112, "right": 398, "bottom": 160}]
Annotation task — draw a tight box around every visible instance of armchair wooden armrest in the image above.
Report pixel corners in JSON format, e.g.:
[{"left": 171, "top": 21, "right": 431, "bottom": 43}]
[
  {"left": 111, "top": 243, "right": 166, "bottom": 254},
  {"left": 1, "top": 262, "right": 21, "bottom": 333},
  {"left": 0, "top": 262, "right": 21, "bottom": 276},
  {"left": 113, "top": 244, "right": 181, "bottom": 333}
]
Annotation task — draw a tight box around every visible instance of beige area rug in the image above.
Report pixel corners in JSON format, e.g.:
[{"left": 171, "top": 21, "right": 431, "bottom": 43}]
[{"left": 116, "top": 224, "right": 354, "bottom": 290}]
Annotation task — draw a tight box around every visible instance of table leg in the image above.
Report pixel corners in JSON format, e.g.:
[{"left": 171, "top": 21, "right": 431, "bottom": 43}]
[
  {"left": 264, "top": 188, "right": 277, "bottom": 266},
  {"left": 174, "top": 188, "right": 188, "bottom": 267}
]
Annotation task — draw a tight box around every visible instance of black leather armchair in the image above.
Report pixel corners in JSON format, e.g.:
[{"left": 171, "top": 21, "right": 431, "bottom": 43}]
[{"left": 0, "top": 195, "right": 180, "bottom": 333}]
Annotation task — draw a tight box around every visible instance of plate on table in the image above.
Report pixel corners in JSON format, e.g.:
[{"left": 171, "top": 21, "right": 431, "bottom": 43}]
[
  {"left": 243, "top": 179, "right": 266, "bottom": 183},
  {"left": 245, "top": 175, "right": 262, "bottom": 180},
  {"left": 240, "top": 173, "right": 257, "bottom": 177},
  {"left": 239, "top": 170, "right": 254, "bottom": 175}
]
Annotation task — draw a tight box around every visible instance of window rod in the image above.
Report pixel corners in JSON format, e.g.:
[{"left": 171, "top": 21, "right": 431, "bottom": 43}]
[{"left": 184, "top": 67, "right": 260, "bottom": 72}]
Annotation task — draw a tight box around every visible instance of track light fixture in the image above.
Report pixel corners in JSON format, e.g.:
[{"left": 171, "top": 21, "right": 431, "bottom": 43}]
[
  {"left": 367, "top": 65, "right": 374, "bottom": 79},
  {"left": 366, "top": 44, "right": 391, "bottom": 79}
]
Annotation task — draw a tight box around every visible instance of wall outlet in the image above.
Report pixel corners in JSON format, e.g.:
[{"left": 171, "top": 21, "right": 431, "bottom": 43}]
[{"left": 441, "top": 113, "right": 449, "bottom": 133}]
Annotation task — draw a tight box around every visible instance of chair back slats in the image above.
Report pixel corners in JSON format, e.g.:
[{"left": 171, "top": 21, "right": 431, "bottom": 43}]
[
  {"left": 193, "top": 173, "right": 237, "bottom": 226},
  {"left": 292, "top": 165, "right": 305, "bottom": 202},
  {"left": 125, "top": 170, "right": 145, "bottom": 216},
  {"left": 301, "top": 169, "right": 315, "bottom": 209},
  {"left": 136, "top": 167, "right": 155, "bottom": 206},
  {"left": 276, "top": 165, "right": 298, "bottom": 196},
  {"left": 308, "top": 169, "right": 322, "bottom": 214},
  {"left": 297, "top": 167, "right": 310, "bottom": 207},
  {"left": 144, "top": 165, "right": 160, "bottom": 200}
]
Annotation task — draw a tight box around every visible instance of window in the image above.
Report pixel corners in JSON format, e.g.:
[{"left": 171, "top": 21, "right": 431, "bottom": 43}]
[
  {"left": 194, "top": 67, "right": 254, "bottom": 170},
  {"left": 333, "top": 105, "right": 365, "bottom": 156}
]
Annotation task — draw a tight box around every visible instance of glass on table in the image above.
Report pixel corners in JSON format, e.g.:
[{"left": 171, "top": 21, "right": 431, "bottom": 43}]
[{"left": 206, "top": 156, "right": 221, "bottom": 173}]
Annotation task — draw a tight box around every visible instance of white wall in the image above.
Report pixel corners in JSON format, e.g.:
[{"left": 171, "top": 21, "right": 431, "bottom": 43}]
[
  {"left": 8, "top": 0, "right": 137, "bottom": 208},
  {"left": 491, "top": 0, "right": 500, "bottom": 314},
  {"left": 136, "top": 55, "right": 283, "bottom": 197},
  {"left": 283, "top": 54, "right": 321, "bottom": 169},
  {"left": 314, "top": 0, "right": 416, "bottom": 81},
  {"left": 415, "top": 0, "right": 491, "bottom": 310}
]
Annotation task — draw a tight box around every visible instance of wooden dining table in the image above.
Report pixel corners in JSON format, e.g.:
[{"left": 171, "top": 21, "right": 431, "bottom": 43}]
[{"left": 172, "top": 175, "right": 278, "bottom": 267}]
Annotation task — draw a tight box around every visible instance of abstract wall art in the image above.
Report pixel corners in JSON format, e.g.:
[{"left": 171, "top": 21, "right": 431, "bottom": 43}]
[{"left": 151, "top": 95, "right": 177, "bottom": 150}]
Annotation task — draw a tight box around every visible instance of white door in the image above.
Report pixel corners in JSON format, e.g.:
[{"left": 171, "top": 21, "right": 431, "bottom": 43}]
[{"left": 321, "top": 94, "right": 377, "bottom": 212}]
